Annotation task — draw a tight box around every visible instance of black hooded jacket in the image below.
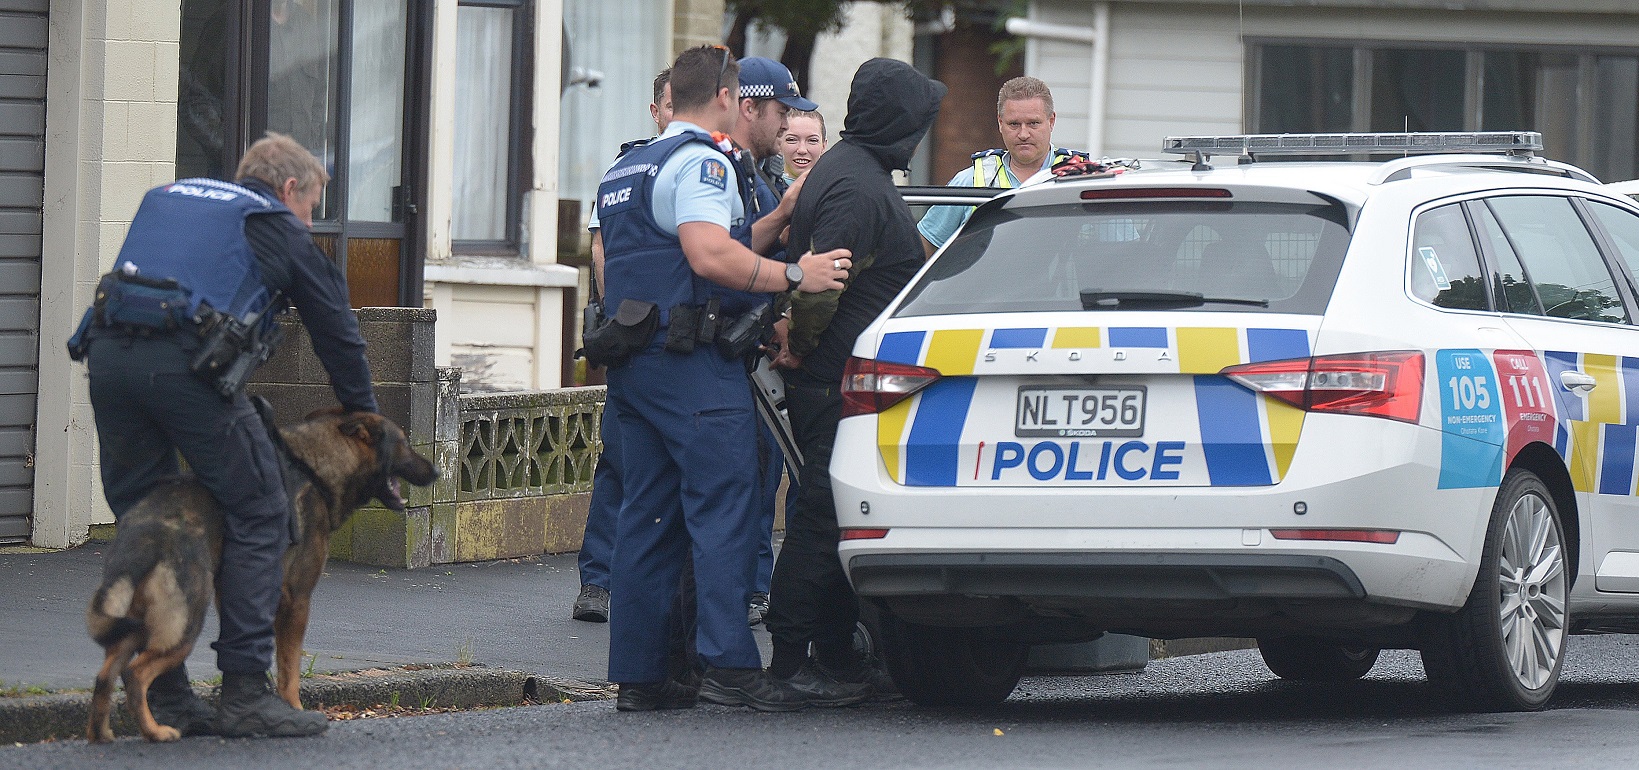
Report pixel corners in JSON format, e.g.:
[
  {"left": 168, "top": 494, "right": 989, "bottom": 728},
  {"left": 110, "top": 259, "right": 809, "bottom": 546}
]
[{"left": 786, "top": 59, "right": 945, "bottom": 386}]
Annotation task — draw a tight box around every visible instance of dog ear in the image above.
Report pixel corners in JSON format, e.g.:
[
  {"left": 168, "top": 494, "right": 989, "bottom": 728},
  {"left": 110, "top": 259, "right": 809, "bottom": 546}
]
[
  {"left": 305, "top": 407, "right": 348, "bottom": 420},
  {"left": 337, "top": 415, "right": 377, "bottom": 443}
]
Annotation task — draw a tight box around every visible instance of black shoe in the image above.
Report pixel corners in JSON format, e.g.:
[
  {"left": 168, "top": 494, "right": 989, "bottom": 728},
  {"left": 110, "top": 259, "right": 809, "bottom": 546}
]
[
  {"left": 146, "top": 664, "right": 217, "bottom": 736},
  {"left": 698, "top": 667, "right": 809, "bottom": 712},
  {"left": 572, "top": 585, "right": 610, "bottom": 623},
  {"left": 211, "top": 672, "right": 328, "bottom": 738},
  {"left": 779, "top": 661, "right": 873, "bottom": 707},
  {"left": 747, "top": 592, "right": 770, "bottom": 627},
  {"left": 817, "top": 655, "right": 903, "bottom": 702},
  {"left": 615, "top": 678, "right": 700, "bottom": 712}
]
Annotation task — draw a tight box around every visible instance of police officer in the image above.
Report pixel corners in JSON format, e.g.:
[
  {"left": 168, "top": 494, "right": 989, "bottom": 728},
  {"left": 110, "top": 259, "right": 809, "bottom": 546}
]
[
  {"left": 918, "top": 76, "right": 1085, "bottom": 256},
  {"left": 574, "top": 68, "right": 675, "bottom": 624},
  {"left": 74, "top": 133, "right": 376, "bottom": 738},
  {"left": 595, "top": 45, "right": 853, "bottom": 712}
]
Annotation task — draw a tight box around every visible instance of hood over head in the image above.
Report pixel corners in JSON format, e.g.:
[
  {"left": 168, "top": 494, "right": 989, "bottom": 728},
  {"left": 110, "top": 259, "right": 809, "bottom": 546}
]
[{"left": 839, "top": 59, "right": 945, "bottom": 172}]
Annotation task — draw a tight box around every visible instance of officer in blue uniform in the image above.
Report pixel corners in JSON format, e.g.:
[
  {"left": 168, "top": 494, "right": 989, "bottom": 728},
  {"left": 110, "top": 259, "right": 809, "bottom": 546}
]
[
  {"left": 72, "top": 133, "right": 377, "bottom": 738},
  {"left": 594, "top": 45, "right": 852, "bottom": 712},
  {"left": 918, "top": 76, "right": 1085, "bottom": 256}
]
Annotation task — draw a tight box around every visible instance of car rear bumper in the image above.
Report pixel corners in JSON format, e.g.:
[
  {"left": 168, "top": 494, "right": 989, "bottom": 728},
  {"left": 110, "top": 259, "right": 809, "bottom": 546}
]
[{"left": 848, "top": 551, "right": 1366, "bottom": 601}]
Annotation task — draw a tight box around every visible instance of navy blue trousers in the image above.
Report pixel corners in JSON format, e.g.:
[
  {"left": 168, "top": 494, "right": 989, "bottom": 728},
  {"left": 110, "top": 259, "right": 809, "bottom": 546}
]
[
  {"left": 580, "top": 381, "right": 785, "bottom": 596},
  {"left": 87, "top": 333, "right": 291, "bottom": 675},
  {"left": 605, "top": 347, "right": 762, "bottom": 683}
]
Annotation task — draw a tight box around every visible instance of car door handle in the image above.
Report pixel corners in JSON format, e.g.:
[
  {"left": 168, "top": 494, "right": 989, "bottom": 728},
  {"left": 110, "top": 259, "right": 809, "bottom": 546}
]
[{"left": 1560, "top": 371, "right": 1598, "bottom": 393}]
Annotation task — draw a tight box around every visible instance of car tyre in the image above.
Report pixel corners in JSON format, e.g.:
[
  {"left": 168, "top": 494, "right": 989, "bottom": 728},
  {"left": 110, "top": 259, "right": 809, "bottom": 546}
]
[
  {"left": 876, "top": 611, "right": 1026, "bottom": 707},
  {"left": 1257, "top": 636, "right": 1380, "bottom": 681},
  {"left": 1421, "top": 468, "right": 1568, "bottom": 712}
]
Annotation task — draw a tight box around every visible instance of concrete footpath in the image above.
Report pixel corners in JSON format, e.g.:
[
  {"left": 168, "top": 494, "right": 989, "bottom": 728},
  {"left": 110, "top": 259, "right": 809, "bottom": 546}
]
[{"left": 0, "top": 539, "right": 637, "bottom": 742}]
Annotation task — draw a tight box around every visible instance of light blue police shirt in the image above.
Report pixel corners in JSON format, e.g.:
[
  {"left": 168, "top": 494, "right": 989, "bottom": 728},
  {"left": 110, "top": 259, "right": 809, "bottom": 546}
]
[{"left": 916, "top": 149, "right": 1054, "bottom": 249}]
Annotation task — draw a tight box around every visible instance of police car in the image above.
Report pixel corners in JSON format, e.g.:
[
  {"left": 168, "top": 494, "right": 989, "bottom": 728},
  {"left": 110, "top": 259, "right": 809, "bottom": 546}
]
[{"left": 838, "top": 132, "right": 1639, "bottom": 712}]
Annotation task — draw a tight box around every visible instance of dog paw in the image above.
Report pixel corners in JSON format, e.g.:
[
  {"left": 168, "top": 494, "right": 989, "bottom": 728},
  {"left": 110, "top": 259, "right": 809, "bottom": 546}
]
[
  {"left": 90, "top": 728, "right": 115, "bottom": 743},
  {"left": 147, "top": 725, "right": 182, "bottom": 742}
]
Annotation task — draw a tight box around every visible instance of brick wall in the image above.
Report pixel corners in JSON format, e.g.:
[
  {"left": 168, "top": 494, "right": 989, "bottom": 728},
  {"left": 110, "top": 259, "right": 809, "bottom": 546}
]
[{"left": 928, "top": 23, "right": 1021, "bottom": 185}]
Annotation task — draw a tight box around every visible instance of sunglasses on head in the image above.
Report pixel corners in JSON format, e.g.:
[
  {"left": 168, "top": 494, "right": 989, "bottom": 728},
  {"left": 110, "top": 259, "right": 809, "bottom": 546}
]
[{"left": 712, "top": 45, "right": 733, "bottom": 93}]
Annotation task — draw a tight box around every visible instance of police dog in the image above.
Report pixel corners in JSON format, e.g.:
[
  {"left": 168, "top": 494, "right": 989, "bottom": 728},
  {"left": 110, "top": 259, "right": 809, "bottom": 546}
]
[{"left": 86, "top": 403, "right": 437, "bottom": 742}]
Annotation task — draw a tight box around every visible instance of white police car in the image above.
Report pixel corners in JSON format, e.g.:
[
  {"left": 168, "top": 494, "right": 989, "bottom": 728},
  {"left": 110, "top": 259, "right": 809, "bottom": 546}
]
[{"left": 837, "top": 132, "right": 1639, "bottom": 711}]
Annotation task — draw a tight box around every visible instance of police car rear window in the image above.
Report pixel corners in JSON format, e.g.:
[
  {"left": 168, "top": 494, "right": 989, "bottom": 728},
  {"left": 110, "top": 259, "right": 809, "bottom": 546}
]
[{"left": 894, "top": 201, "right": 1351, "bottom": 318}]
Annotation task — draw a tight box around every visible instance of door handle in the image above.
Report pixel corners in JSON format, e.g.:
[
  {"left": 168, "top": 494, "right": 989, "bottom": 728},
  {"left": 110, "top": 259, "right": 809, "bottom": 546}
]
[{"left": 1560, "top": 370, "right": 1598, "bottom": 393}]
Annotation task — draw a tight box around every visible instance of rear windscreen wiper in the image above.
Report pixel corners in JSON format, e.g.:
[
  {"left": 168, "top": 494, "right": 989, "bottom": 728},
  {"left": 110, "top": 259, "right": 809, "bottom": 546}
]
[{"left": 1079, "top": 290, "right": 1269, "bottom": 310}]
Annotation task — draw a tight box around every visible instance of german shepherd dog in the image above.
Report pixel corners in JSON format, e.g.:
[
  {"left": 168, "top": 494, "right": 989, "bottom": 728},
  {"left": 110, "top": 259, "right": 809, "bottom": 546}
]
[{"left": 86, "top": 402, "right": 438, "bottom": 742}]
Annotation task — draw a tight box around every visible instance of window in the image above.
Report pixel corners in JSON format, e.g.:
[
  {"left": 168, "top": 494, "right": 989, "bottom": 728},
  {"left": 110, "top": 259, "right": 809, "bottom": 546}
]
[
  {"left": 892, "top": 201, "right": 1352, "bottom": 318},
  {"left": 1410, "top": 204, "right": 1487, "bottom": 311},
  {"left": 1471, "top": 202, "right": 1543, "bottom": 316},
  {"left": 1587, "top": 201, "right": 1639, "bottom": 280},
  {"left": 452, "top": 0, "right": 532, "bottom": 253},
  {"left": 1482, "top": 196, "right": 1629, "bottom": 324},
  {"left": 174, "top": 0, "right": 429, "bottom": 308},
  {"left": 1251, "top": 42, "right": 1639, "bottom": 183}
]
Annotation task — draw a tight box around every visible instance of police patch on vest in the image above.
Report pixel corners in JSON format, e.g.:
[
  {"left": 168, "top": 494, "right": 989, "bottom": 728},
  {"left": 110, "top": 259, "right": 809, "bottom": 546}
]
[{"left": 699, "top": 159, "right": 728, "bottom": 190}]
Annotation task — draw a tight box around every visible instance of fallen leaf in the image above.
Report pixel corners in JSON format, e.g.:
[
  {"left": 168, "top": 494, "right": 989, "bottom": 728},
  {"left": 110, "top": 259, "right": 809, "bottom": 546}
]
[{"left": 993, "top": 729, "right": 1004, "bottom": 736}]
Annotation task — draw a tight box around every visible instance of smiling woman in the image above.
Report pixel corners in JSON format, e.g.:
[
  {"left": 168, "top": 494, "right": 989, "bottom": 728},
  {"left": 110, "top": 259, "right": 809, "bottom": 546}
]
[{"left": 780, "top": 110, "right": 827, "bottom": 183}]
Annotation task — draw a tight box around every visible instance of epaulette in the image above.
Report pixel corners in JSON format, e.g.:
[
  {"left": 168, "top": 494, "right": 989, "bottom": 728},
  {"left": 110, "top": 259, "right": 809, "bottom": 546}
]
[
  {"left": 970, "top": 148, "right": 1007, "bottom": 160},
  {"left": 1052, "top": 147, "right": 1089, "bottom": 161}
]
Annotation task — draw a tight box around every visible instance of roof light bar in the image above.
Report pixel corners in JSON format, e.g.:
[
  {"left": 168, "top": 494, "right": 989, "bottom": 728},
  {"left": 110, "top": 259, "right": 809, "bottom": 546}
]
[{"left": 1162, "top": 131, "right": 1543, "bottom": 157}]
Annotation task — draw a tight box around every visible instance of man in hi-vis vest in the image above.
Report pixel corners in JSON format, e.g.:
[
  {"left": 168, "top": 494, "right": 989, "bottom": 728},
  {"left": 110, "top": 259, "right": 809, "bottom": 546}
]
[{"left": 917, "top": 76, "right": 1085, "bottom": 257}]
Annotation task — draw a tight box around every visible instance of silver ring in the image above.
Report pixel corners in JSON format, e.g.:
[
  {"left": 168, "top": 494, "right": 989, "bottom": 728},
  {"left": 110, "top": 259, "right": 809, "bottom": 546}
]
[{"left": 833, "top": 259, "right": 841, "bottom": 270}]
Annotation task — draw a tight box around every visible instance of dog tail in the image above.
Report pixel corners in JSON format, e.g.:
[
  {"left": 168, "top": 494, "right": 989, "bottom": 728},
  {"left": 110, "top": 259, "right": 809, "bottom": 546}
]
[{"left": 86, "top": 576, "right": 142, "bottom": 647}]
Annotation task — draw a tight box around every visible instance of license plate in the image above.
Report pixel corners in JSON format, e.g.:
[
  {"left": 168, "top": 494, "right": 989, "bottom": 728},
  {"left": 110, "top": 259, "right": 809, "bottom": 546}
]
[{"left": 1015, "top": 387, "right": 1146, "bottom": 438}]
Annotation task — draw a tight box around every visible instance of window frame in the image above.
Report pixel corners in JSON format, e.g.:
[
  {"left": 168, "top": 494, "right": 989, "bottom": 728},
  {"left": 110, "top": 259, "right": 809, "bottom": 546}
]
[
  {"left": 450, "top": 0, "right": 535, "bottom": 256},
  {"left": 1246, "top": 37, "right": 1639, "bottom": 181}
]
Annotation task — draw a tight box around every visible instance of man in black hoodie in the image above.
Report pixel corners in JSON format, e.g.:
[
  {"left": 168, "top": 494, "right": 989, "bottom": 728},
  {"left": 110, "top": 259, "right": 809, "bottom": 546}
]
[{"left": 766, "top": 58, "right": 945, "bottom": 700}]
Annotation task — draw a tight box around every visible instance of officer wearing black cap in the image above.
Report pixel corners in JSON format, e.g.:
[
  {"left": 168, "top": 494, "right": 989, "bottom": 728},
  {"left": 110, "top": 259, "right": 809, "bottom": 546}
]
[{"left": 69, "top": 132, "right": 376, "bottom": 739}]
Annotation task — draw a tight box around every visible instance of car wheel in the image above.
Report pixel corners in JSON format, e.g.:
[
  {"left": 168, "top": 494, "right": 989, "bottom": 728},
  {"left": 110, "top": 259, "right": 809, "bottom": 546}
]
[
  {"left": 1257, "top": 636, "right": 1380, "bottom": 681},
  {"left": 1421, "top": 468, "right": 1568, "bottom": 712},
  {"left": 876, "top": 611, "right": 1027, "bottom": 707}
]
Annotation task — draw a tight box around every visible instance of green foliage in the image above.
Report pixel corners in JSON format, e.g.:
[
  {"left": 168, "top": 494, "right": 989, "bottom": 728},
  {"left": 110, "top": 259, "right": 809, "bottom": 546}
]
[{"left": 988, "top": 0, "right": 1030, "bottom": 75}]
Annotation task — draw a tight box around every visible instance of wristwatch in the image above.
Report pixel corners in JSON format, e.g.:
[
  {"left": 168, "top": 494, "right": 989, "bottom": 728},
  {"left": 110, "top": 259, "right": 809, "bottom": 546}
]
[{"left": 784, "top": 262, "right": 804, "bottom": 292}]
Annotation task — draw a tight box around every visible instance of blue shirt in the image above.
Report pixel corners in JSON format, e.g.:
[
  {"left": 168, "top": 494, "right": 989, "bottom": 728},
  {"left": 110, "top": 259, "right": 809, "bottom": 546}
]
[
  {"left": 647, "top": 121, "right": 746, "bottom": 235},
  {"left": 916, "top": 149, "right": 1056, "bottom": 249}
]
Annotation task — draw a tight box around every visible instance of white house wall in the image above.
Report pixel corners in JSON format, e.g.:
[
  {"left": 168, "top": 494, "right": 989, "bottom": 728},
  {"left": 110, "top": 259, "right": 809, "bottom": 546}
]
[
  {"left": 1030, "top": 2, "right": 1639, "bottom": 161},
  {"left": 36, "top": 0, "right": 183, "bottom": 546}
]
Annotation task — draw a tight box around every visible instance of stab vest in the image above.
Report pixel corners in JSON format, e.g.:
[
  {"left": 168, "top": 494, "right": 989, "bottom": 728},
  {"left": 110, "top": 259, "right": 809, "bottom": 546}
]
[
  {"left": 114, "top": 178, "right": 286, "bottom": 322},
  {"left": 596, "top": 129, "right": 767, "bottom": 327}
]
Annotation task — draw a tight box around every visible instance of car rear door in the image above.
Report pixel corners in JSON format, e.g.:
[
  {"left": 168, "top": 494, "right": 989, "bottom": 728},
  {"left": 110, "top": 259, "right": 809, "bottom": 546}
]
[
  {"left": 1475, "top": 194, "right": 1639, "bottom": 592},
  {"left": 866, "top": 191, "right": 1351, "bottom": 490}
]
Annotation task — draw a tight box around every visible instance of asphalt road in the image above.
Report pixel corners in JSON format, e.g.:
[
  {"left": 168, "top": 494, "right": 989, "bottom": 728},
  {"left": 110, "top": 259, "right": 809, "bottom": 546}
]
[{"left": 13, "top": 636, "right": 1639, "bottom": 768}]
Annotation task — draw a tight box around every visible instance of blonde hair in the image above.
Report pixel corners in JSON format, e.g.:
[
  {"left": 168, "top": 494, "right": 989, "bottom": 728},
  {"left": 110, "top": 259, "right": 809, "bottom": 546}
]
[
  {"left": 235, "top": 132, "right": 329, "bottom": 194},
  {"left": 997, "top": 76, "right": 1054, "bottom": 116}
]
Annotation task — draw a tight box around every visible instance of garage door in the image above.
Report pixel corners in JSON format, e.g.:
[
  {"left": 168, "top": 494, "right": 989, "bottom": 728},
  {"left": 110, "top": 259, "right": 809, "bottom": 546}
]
[{"left": 0, "top": 0, "right": 45, "bottom": 542}]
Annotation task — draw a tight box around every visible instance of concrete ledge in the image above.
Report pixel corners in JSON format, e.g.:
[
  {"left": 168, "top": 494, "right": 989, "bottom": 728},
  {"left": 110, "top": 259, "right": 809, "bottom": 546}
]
[{"left": 0, "top": 665, "right": 597, "bottom": 745}]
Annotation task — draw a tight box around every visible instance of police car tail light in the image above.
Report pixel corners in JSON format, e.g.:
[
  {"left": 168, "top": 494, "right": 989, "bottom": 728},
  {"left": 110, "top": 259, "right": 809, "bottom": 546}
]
[
  {"left": 841, "top": 357, "right": 942, "bottom": 418},
  {"left": 841, "top": 528, "right": 890, "bottom": 540},
  {"left": 1222, "top": 351, "right": 1424, "bottom": 424}
]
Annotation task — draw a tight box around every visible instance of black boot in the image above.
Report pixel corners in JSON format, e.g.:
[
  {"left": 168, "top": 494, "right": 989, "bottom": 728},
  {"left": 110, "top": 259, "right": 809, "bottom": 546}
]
[
  {"left": 211, "top": 671, "right": 328, "bottom": 738},
  {"left": 146, "top": 664, "right": 217, "bottom": 736}
]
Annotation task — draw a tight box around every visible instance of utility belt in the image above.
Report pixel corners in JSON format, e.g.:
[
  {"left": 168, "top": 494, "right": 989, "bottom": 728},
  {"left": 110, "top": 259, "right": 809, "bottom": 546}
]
[
  {"left": 579, "top": 298, "right": 772, "bottom": 369},
  {"left": 67, "top": 269, "right": 284, "bottom": 399}
]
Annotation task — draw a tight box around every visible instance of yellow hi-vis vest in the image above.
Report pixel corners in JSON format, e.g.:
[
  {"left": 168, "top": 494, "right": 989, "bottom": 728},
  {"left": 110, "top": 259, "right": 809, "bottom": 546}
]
[{"left": 969, "top": 147, "right": 1083, "bottom": 188}]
